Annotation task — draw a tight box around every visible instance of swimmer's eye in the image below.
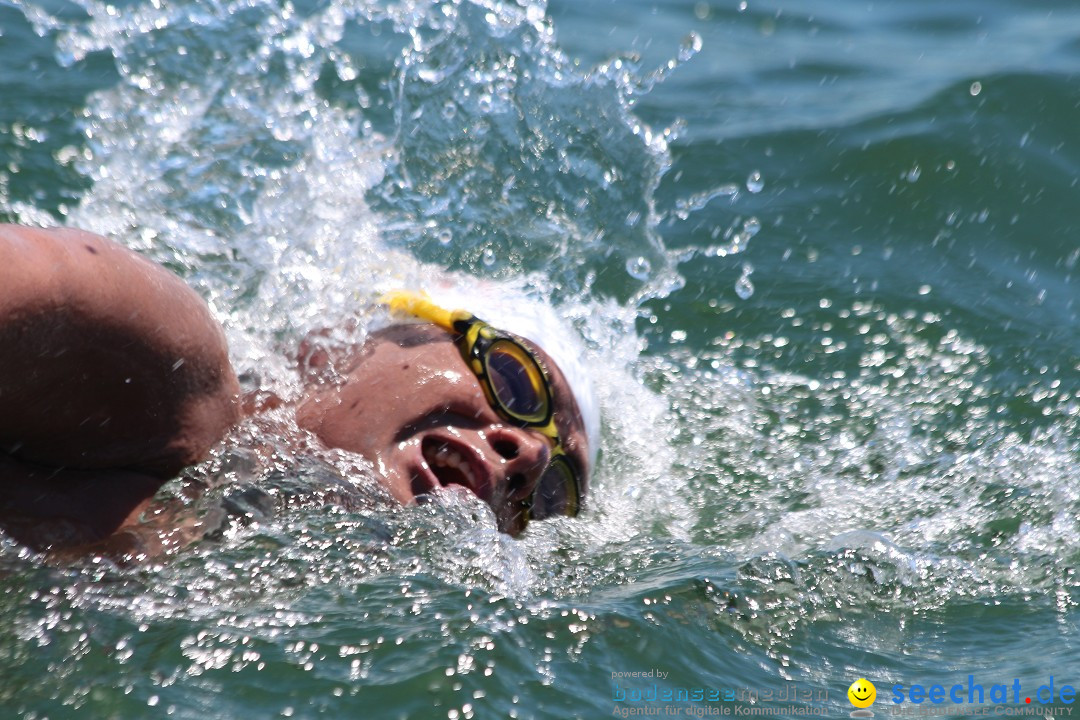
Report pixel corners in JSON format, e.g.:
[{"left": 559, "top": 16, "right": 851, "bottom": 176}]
[{"left": 483, "top": 338, "right": 549, "bottom": 425}]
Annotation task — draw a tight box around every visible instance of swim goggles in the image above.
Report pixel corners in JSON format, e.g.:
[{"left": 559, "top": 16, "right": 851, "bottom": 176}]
[{"left": 381, "top": 290, "right": 582, "bottom": 520}]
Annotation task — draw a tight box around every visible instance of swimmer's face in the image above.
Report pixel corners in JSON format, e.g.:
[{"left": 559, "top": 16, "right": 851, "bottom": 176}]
[{"left": 295, "top": 324, "right": 590, "bottom": 535}]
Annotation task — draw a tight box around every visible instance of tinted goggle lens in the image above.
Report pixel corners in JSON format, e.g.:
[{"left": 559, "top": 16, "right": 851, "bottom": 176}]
[
  {"left": 481, "top": 338, "right": 582, "bottom": 519},
  {"left": 483, "top": 339, "right": 550, "bottom": 424},
  {"left": 529, "top": 455, "right": 580, "bottom": 519}
]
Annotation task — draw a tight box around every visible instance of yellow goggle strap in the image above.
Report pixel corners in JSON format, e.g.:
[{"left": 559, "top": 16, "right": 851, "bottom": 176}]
[{"left": 380, "top": 290, "right": 468, "bottom": 330}]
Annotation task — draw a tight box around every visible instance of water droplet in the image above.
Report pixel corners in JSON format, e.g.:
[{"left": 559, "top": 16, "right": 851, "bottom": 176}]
[
  {"left": 969, "top": 81, "right": 982, "bottom": 96},
  {"left": 417, "top": 67, "right": 444, "bottom": 84},
  {"left": 678, "top": 32, "right": 703, "bottom": 62},
  {"left": 438, "top": 229, "right": 453, "bottom": 246},
  {"left": 442, "top": 101, "right": 457, "bottom": 120},
  {"left": 918, "top": 285, "right": 931, "bottom": 296},
  {"left": 626, "top": 256, "right": 652, "bottom": 281},
  {"left": 738, "top": 0, "right": 748, "bottom": 11},
  {"left": 906, "top": 165, "right": 921, "bottom": 183},
  {"left": 481, "top": 248, "right": 496, "bottom": 267},
  {"left": 694, "top": 2, "right": 710, "bottom": 20},
  {"left": 735, "top": 275, "right": 754, "bottom": 300},
  {"left": 336, "top": 60, "right": 358, "bottom": 82},
  {"left": 663, "top": 118, "right": 687, "bottom": 142},
  {"left": 735, "top": 263, "right": 754, "bottom": 299},
  {"left": 56, "top": 50, "right": 78, "bottom": 68},
  {"left": 742, "top": 217, "right": 761, "bottom": 238},
  {"left": 746, "top": 171, "right": 764, "bottom": 194}
]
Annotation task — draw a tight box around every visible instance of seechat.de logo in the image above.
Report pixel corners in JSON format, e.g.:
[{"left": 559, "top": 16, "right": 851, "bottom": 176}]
[{"left": 849, "top": 678, "right": 877, "bottom": 717}]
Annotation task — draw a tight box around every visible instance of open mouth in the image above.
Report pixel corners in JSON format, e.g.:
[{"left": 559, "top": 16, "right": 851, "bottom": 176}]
[{"left": 419, "top": 436, "right": 488, "bottom": 500}]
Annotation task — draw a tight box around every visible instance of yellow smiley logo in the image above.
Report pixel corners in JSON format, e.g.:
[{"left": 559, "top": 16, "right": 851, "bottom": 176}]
[{"left": 848, "top": 678, "right": 877, "bottom": 708}]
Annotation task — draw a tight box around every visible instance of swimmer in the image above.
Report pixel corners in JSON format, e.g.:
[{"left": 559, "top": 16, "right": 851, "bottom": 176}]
[{"left": 0, "top": 224, "right": 595, "bottom": 559}]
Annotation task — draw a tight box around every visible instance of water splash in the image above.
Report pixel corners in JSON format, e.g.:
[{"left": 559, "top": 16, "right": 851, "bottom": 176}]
[
  {"left": 673, "top": 183, "right": 740, "bottom": 221},
  {"left": 746, "top": 170, "right": 764, "bottom": 194},
  {"left": 648, "top": 299, "right": 1080, "bottom": 652},
  {"left": 370, "top": 0, "right": 701, "bottom": 303},
  {"left": 626, "top": 255, "right": 652, "bottom": 281},
  {"left": 735, "top": 262, "right": 755, "bottom": 299}
]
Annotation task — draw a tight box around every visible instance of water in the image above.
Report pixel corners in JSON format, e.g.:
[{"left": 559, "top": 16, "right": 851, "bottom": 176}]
[{"left": 2, "top": 0, "right": 1079, "bottom": 717}]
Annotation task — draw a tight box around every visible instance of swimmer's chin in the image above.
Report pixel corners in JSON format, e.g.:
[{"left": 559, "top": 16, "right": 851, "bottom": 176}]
[
  {"left": 406, "top": 469, "right": 529, "bottom": 537},
  {"left": 423, "top": 483, "right": 483, "bottom": 505},
  {"left": 378, "top": 453, "right": 530, "bottom": 537}
]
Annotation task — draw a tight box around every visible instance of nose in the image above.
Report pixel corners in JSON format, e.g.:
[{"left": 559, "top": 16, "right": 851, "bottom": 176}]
[{"left": 484, "top": 425, "right": 551, "bottom": 502}]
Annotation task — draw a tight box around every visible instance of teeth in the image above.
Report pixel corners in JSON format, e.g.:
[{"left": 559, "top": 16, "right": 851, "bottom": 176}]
[{"left": 432, "top": 446, "right": 478, "bottom": 487}]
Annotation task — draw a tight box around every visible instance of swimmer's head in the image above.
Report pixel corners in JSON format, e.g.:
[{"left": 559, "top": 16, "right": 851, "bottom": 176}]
[
  {"left": 382, "top": 289, "right": 599, "bottom": 464},
  {"left": 296, "top": 289, "right": 598, "bottom": 535}
]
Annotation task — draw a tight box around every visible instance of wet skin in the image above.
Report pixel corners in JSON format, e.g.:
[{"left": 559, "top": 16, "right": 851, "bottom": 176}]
[
  {"left": 295, "top": 324, "right": 590, "bottom": 536},
  {"left": 0, "top": 225, "right": 241, "bottom": 477},
  {"left": 0, "top": 224, "right": 241, "bottom": 559}
]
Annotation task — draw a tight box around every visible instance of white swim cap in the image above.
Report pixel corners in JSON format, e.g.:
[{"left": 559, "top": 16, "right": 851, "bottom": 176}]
[{"left": 385, "top": 283, "right": 601, "bottom": 474}]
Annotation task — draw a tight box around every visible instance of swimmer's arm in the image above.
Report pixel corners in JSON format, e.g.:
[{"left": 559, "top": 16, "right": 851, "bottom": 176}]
[
  {"left": 0, "top": 224, "right": 241, "bottom": 478},
  {"left": 0, "top": 452, "right": 208, "bottom": 561}
]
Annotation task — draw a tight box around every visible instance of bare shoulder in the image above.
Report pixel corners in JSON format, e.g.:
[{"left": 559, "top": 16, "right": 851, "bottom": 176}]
[
  {"left": 0, "top": 225, "right": 241, "bottom": 477},
  {"left": 0, "top": 225, "right": 200, "bottom": 334}
]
